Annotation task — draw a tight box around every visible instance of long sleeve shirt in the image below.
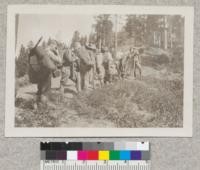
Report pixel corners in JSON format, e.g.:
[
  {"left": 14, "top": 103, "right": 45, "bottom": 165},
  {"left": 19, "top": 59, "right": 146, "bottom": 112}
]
[{"left": 45, "top": 47, "right": 62, "bottom": 65}]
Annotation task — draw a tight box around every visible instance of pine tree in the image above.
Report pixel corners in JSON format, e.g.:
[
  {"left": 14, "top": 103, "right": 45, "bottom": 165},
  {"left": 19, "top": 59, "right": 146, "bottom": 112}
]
[
  {"left": 71, "top": 30, "right": 80, "bottom": 48},
  {"left": 124, "top": 15, "right": 146, "bottom": 46},
  {"left": 94, "top": 15, "right": 113, "bottom": 49},
  {"left": 16, "top": 45, "right": 28, "bottom": 77}
]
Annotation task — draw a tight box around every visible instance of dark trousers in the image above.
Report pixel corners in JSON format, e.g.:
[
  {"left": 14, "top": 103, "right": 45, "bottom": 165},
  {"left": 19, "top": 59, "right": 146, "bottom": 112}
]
[{"left": 37, "top": 69, "right": 51, "bottom": 103}]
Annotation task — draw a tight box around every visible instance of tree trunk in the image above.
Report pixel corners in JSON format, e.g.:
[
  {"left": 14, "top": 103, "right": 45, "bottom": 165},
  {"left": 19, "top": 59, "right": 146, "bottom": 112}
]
[
  {"left": 98, "top": 36, "right": 102, "bottom": 49},
  {"left": 158, "top": 32, "right": 161, "bottom": 48},
  {"left": 115, "top": 15, "right": 118, "bottom": 56},
  {"left": 163, "top": 16, "right": 168, "bottom": 50},
  {"left": 153, "top": 31, "right": 156, "bottom": 46}
]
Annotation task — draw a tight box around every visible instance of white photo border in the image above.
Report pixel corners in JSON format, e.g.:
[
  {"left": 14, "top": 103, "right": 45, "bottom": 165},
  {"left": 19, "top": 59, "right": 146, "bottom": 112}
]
[{"left": 5, "top": 5, "right": 194, "bottom": 137}]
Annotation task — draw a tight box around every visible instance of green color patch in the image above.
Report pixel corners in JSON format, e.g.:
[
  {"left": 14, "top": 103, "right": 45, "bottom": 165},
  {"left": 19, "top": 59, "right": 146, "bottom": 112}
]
[{"left": 109, "top": 151, "right": 120, "bottom": 160}]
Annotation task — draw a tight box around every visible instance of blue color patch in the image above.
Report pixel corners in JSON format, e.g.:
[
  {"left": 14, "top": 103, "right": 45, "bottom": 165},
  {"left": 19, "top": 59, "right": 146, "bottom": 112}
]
[{"left": 120, "top": 151, "right": 131, "bottom": 160}]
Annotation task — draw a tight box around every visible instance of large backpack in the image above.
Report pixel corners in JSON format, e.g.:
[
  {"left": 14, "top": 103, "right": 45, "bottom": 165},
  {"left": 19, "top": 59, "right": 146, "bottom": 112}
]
[
  {"left": 63, "top": 49, "right": 74, "bottom": 67},
  {"left": 76, "top": 47, "right": 93, "bottom": 68},
  {"left": 28, "top": 48, "right": 41, "bottom": 84},
  {"left": 33, "top": 46, "right": 57, "bottom": 71},
  {"left": 28, "top": 46, "right": 57, "bottom": 84}
]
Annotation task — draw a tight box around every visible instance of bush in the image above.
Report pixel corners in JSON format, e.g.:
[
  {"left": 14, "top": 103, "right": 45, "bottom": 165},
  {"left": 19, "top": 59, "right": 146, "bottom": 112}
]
[
  {"left": 168, "top": 46, "right": 184, "bottom": 73},
  {"left": 141, "top": 47, "right": 171, "bottom": 70},
  {"left": 16, "top": 45, "right": 29, "bottom": 78},
  {"left": 68, "top": 78, "right": 183, "bottom": 128},
  {"left": 15, "top": 74, "right": 30, "bottom": 97}
]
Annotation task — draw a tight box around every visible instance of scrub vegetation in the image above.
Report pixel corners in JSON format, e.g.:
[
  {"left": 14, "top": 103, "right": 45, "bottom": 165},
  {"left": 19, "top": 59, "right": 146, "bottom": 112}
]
[{"left": 15, "top": 46, "right": 183, "bottom": 128}]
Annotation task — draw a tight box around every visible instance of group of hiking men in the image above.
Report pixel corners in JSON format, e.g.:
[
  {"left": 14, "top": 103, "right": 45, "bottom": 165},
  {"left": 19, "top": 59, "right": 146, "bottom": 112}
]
[{"left": 28, "top": 38, "right": 142, "bottom": 108}]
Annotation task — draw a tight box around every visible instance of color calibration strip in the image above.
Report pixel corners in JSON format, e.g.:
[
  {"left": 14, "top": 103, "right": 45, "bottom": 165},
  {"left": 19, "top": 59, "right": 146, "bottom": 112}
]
[
  {"left": 40, "top": 142, "right": 150, "bottom": 161},
  {"left": 40, "top": 142, "right": 150, "bottom": 170}
]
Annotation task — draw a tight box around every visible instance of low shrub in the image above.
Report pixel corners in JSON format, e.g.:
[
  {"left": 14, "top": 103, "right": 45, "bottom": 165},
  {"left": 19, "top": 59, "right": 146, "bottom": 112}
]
[{"left": 69, "top": 77, "right": 183, "bottom": 128}]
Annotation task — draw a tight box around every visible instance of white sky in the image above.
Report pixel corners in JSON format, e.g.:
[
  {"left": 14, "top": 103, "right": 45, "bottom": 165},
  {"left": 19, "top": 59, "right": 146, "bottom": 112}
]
[
  {"left": 16, "top": 14, "right": 95, "bottom": 46},
  {"left": 16, "top": 14, "right": 127, "bottom": 55}
]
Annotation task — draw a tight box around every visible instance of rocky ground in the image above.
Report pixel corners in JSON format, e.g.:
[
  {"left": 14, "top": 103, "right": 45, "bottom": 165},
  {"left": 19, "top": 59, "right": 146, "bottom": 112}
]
[
  {"left": 15, "top": 61, "right": 183, "bottom": 128},
  {"left": 15, "top": 46, "right": 184, "bottom": 128}
]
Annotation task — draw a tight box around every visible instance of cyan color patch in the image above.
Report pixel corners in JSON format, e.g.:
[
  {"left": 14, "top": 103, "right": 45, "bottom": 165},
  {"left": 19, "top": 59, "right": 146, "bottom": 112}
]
[{"left": 120, "top": 151, "right": 131, "bottom": 160}]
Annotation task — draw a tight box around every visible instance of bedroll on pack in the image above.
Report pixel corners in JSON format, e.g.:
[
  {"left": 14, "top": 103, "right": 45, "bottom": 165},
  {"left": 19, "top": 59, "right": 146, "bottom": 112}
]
[
  {"left": 28, "top": 46, "right": 57, "bottom": 84},
  {"left": 33, "top": 46, "right": 57, "bottom": 71}
]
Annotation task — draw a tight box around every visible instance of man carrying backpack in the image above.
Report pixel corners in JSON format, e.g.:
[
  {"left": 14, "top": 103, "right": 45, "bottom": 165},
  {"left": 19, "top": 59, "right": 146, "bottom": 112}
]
[
  {"left": 85, "top": 43, "right": 96, "bottom": 89},
  {"left": 29, "top": 39, "right": 62, "bottom": 108},
  {"left": 102, "top": 47, "right": 113, "bottom": 84},
  {"left": 95, "top": 48, "right": 105, "bottom": 87},
  {"left": 130, "top": 48, "right": 142, "bottom": 79},
  {"left": 73, "top": 42, "right": 93, "bottom": 91}
]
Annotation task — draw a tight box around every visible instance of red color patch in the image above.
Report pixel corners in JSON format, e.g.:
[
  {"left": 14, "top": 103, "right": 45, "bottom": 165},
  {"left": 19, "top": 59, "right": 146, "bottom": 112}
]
[{"left": 87, "top": 151, "right": 98, "bottom": 160}]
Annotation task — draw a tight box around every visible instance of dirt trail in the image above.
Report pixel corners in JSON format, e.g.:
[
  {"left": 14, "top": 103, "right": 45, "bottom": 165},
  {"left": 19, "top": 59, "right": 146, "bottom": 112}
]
[
  {"left": 15, "top": 65, "right": 181, "bottom": 127},
  {"left": 15, "top": 77, "right": 117, "bottom": 127}
]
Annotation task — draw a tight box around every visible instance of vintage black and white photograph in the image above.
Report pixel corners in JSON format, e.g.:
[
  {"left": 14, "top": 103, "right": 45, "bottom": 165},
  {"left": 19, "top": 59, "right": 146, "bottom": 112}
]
[{"left": 5, "top": 6, "right": 193, "bottom": 137}]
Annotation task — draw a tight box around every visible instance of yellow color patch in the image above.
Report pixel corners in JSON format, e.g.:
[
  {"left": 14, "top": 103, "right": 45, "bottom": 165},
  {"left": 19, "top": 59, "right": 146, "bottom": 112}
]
[{"left": 98, "top": 151, "right": 109, "bottom": 160}]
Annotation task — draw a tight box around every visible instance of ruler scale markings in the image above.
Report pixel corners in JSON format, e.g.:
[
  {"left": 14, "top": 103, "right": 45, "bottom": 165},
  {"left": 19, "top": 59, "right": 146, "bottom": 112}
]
[
  {"left": 41, "top": 142, "right": 150, "bottom": 170},
  {"left": 47, "top": 162, "right": 49, "bottom": 170}
]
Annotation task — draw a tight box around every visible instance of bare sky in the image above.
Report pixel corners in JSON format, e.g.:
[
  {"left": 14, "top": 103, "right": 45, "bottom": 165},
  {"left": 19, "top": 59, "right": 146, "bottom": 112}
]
[
  {"left": 16, "top": 14, "right": 127, "bottom": 55},
  {"left": 16, "top": 14, "right": 95, "bottom": 53}
]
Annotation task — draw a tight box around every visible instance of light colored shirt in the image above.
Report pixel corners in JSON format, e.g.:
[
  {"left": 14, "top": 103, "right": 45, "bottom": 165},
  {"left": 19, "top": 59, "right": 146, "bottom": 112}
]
[
  {"left": 103, "top": 52, "right": 113, "bottom": 63},
  {"left": 96, "top": 52, "right": 104, "bottom": 68},
  {"left": 45, "top": 47, "right": 62, "bottom": 64}
]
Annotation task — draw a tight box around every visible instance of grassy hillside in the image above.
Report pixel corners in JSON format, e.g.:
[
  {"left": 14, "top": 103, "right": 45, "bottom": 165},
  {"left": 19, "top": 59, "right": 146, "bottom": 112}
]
[{"left": 15, "top": 46, "right": 184, "bottom": 128}]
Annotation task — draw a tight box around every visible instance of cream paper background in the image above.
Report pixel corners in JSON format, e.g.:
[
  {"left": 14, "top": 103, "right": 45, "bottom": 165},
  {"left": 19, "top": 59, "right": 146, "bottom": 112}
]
[
  {"left": 5, "top": 5, "right": 193, "bottom": 137},
  {"left": 0, "top": 0, "right": 200, "bottom": 169}
]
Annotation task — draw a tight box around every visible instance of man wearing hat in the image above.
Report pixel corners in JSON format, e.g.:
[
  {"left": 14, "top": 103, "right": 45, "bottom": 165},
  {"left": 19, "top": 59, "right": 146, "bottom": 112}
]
[
  {"left": 45, "top": 40, "right": 62, "bottom": 64},
  {"left": 102, "top": 47, "right": 114, "bottom": 83},
  {"left": 73, "top": 42, "right": 93, "bottom": 91},
  {"left": 35, "top": 40, "right": 62, "bottom": 108},
  {"left": 130, "top": 48, "right": 142, "bottom": 79},
  {"left": 85, "top": 43, "right": 97, "bottom": 89},
  {"left": 95, "top": 48, "right": 105, "bottom": 87}
]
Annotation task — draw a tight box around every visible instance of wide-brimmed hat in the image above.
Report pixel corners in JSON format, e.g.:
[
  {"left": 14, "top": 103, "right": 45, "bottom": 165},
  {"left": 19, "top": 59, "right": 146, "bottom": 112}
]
[{"left": 85, "top": 43, "right": 96, "bottom": 51}]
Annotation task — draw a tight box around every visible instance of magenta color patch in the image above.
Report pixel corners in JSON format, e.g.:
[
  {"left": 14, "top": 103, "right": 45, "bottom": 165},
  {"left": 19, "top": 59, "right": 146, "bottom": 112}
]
[{"left": 78, "top": 151, "right": 88, "bottom": 160}]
